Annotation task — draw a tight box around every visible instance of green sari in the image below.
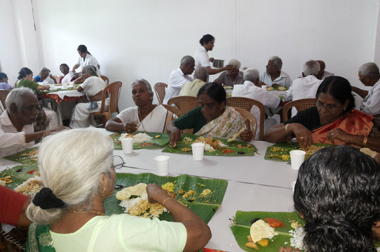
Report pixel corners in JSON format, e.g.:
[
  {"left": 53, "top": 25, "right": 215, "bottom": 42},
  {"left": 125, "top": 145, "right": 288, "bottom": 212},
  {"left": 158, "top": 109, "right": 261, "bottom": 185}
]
[{"left": 27, "top": 223, "right": 55, "bottom": 252}]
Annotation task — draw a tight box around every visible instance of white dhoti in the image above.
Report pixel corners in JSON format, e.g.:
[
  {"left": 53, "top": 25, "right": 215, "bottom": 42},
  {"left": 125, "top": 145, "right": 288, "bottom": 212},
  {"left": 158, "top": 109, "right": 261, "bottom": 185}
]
[
  {"left": 43, "top": 108, "right": 59, "bottom": 130},
  {"left": 70, "top": 98, "right": 109, "bottom": 128}
]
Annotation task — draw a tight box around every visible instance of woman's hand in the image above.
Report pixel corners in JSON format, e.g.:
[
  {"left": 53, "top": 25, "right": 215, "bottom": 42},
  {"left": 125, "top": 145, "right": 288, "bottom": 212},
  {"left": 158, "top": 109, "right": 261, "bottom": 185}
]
[
  {"left": 146, "top": 184, "right": 170, "bottom": 204},
  {"left": 169, "top": 128, "right": 181, "bottom": 148},
  {"left": 278, "top": 247, "right": 300, "bottom": 252},
  {"left": 240, "top": 129, "right": 253, "bottom": 142},
  {"left": 209, "top": 57, "right": 214, "bottom": 62},
  {"left": 124, "top": 122, "right": 138, "bottom": 134},
  {"left": 326, "top": 128, "right": 350, "bottom": 144},
  {"left": 291, "top": 123, "right": 313, "bottom": 149}
]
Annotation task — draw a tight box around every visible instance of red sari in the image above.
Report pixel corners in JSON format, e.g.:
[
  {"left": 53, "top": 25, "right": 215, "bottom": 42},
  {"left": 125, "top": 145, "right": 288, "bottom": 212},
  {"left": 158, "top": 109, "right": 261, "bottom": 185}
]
[{"left": 312, "top": 110, "right": 374, "bottom": 145}]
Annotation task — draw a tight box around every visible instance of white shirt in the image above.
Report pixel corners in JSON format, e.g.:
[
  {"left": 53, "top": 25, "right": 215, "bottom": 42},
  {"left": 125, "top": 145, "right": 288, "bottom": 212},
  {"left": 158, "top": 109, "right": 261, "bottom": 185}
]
[
  {"left": 232, "top": 81, "right": 280, "bottom": 138},
  {"left": 194, "top": 46, "right": 211, "bottom": 69},
  {"left": 42, "top": 76, "right": 55, "bottom": 85},
  {"left": 61, "top": 72, "right": 75, "bottom": 84},
  {"left": 284, "top": 75, "right": 322, "bottom": 102},
  {"left": 0, "top": 112, "right": 34, "bottom": 158},
  {"left": 260, "top": 71, "right": 292, "bottom": 88},
  {"left": 77, "top": 54, "right": 101, "bottom": 74},
  {"left": 163, "top": 68, "right": 193, "bottom": 104},
  {"left": 360, "top": 79, "right": 380, "bottom": 116},
  {"left": 80, "top": 76, "right": 106, "bottom": 98}
]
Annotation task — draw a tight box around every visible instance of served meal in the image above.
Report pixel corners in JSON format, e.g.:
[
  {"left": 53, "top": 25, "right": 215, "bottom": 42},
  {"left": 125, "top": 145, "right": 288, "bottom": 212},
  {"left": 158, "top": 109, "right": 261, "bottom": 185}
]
[
  {"left": 266, "top": 143, "right": 327, "bottom": 161},
  {"left": 14, "top": 177, "right": 43, "bottom": 196},
  {"left": 110, "top": 132, "right": 170, "bottom": 150}
]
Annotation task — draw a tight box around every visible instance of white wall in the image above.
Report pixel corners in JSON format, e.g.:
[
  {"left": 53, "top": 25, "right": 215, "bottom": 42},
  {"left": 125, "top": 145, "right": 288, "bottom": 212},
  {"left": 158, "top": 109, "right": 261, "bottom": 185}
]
[{"left": 1, "top": 0, "right": 379, "bottom": 110}]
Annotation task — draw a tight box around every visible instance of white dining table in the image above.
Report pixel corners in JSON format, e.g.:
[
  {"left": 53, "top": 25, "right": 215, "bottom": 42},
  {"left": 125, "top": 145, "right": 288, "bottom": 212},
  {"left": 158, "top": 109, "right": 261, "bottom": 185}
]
[{"left": 0, "top": 129, "right": 297, "bottom": 251}]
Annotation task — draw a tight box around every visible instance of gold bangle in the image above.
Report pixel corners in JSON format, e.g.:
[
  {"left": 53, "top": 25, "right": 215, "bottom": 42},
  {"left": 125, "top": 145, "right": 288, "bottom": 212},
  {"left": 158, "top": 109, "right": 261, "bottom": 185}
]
[
  {"left": 162, "top": 197, "right": 175, "bottom": 207},
  {"left": 285, "top": 124, "right": 289, "bottom": 132},
  {"left": 363, "top": 136, "right": 368, "bottom": 146}
]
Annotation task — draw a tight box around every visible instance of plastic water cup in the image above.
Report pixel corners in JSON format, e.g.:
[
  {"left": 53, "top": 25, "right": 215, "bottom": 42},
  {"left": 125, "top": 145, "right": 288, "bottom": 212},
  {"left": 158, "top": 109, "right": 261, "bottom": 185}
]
[
  {"left": 261, "top": 84, "right": 267, "bottom": 90},
  {"left": 191, "top": 143, "right": 205, "bottom": 160},
  {"left": 62, "top": 83, "right": 68, "bottom": 89},
  {"left": 154, "top": 155, "right": 170, "bottom": 176},
  {"left": 68, "top": 82, "right": 74, "bottom": 88},
  {"left": 121, "top": 137, "right": 133, "bottom": 154},
  {"left": 290, "top": 150, "right": 306, "bottom": 170}
]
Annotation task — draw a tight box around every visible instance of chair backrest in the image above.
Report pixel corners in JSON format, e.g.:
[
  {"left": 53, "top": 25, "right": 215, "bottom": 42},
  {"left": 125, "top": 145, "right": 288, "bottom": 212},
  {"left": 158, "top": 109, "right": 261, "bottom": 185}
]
[
  {"left": 227, "top": 97, "right": 265, "bottom": 140},
  {"left": 0, "top": 90, "right": 10, "bottom": 113},
  {"left": 154, "top": 82, "right": 168, "bottom": 104},
  {"left": 282, "top": 98, "right": 316, "bottom": 122},
  {"left": 94, "top": 81, "right": 122, "bottom": 124},
  {"left": 167, "top": 96, "right": 199, "bottom": 115},
  {"left": 234, "top": 107, "right": 257, "bottom": 142},
  {"left": 100, "top": 75, "right": 110, "bottom": 85}
]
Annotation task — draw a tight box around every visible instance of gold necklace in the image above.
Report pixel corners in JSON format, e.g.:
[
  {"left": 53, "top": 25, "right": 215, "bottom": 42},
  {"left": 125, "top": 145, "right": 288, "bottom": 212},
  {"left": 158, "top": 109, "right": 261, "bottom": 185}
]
[{"left": 68, "top": 209, "right": 105, "bottom": 215}]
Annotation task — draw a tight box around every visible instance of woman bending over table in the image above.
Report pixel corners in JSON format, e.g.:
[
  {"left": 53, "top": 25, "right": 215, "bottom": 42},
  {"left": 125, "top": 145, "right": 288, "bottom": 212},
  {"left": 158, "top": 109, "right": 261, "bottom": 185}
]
[
  {"left": 167, "top": 82, "right": 253, "bottom": 147},
  {"left": 26, "top": 129, "right": 211, "bottom": 252},
  {"left": 106, "top": 79, "right": 170, "bottom": 133},
  {"left": 70, "top": 65, "right": 107, "bottom": 128},
  {"left": 264, "top": 76, "right": 380, "bottom": 151},
  {"left": 279, "top": 146, "right": 380, "bottom": 252}
]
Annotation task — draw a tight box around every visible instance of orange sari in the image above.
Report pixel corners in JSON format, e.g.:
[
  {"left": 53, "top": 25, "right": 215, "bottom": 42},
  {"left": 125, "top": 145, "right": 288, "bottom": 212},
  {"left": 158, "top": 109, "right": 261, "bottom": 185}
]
[{"left": 312, "top": 110, "right": 374, "bottom": 145}]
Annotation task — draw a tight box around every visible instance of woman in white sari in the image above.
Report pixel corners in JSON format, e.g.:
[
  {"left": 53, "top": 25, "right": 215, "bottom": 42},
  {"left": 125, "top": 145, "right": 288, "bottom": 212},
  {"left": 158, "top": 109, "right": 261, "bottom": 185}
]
[{"left": 106, "top": 79, "right": 170, "bottom": 133}]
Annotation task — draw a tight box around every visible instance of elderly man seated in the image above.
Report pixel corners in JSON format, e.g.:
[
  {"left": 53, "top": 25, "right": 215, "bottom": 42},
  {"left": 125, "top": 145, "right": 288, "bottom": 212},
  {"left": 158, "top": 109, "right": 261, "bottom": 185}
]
[
  {"left": 34, "top": 67, "right": 55, "bottom": 84},
  {"left": 163, "top": 56, "right": 195, "bottom": 104},
  {"left": 352, "top": 62, "right": 380, "bottom": 117},
  {"left": 317, "top": 60, "right": 334, "bottom": 79},
  {"left": 106, "top": 79, "right": 170, "bottom": 133},
  {"left": 214, "top": 59, "right": 244, "bottom": 86},
  {"left": 260, "top": 56, "right": 292, "bottom": 88},
  {"left": 0, "top": 87, "right": 65, "bottom": 157},
  {"left": 232, "top": 69, "right": 280, "bottom": 139},
  {"left": 179, "top": 67, "right": 208, "bottom": 97}
]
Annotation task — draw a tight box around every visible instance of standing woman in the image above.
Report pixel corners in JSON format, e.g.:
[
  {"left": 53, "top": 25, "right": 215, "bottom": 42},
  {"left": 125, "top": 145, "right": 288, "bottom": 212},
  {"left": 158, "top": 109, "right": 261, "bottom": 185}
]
[
  {"left": 193, "top": 34, "right": 232, "bottom": 75},
  {"left": 72, "top": 44, "right": 101, "bottom": 74}
]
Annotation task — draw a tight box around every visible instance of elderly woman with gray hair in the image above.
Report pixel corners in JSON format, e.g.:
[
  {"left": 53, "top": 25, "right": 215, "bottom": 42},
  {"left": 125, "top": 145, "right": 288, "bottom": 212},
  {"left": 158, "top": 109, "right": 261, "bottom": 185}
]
[
  {"left": 70, "top": 65, "right": 108, "bottom": 128},
  {"left": 106, "top": 79, "right": 170, "bottom": 133},
  {"left": 26, "top": 129, "right": 211, "bottom": 251},
  {"left": 214, "top": 59, "right": 244, "bottom": 86}
]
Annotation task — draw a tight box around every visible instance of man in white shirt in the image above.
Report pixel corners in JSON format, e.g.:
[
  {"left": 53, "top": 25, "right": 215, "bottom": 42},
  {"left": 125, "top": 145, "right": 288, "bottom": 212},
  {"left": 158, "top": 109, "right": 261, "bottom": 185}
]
[
  {"left": 284, "top": 60, "right": 322, "bottom": 117},
  {"left": 0, "top": 87, "right": 65, "bottom": 157},
  {"left": 352, "top": 62, "right": 380, "bottom": 116},
  {"left": 259, "top": 56, "right": 292, "bottom": 88},
  {"left": 317, "top": 60, "right": 334, "bottom": 80},
  {"left": 60, "top": 63, "right": 77, "bottom": 84},
  {"left": 232, "top": 69, "right": 281, "bottom": 139},
  {"left": 163, "top": 56, "right": 195, "bottom": 104}
]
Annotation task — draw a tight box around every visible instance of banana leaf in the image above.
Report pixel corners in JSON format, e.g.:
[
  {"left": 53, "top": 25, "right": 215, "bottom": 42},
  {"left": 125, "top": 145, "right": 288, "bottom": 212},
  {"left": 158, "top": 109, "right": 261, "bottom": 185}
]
[
  {"left": 3, "top": 164, "right": 39, "bottom": 190},
  {"left": 230, "top": 211, "right": 305, "bottom": 252},
  {"left": 104, "top": 173, "right": 228, "bottom": 223},
  {"left": 267, "top": 86, "right": 288, "bottom": 91},
  {"left": 162, "top": 133, "right": 256, "bottom": 156},
  {"left": 3, "top": 147, "right": 39, "bottom": 165},
  {"left": 110, "top": 131, "right": 170, "bottom": 150},
  {"left": 264, "top": 143, "right": 332, "bottom": 161}
]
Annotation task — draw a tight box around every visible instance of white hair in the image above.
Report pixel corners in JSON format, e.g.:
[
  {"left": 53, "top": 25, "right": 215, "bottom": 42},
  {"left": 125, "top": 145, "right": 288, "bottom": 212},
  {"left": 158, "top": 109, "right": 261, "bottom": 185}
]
[
  {"left": 83, "top": 65, "right": 97, "bottom": 76},
  {"left": 303, "top": 60, "right": 320, "bottom": 77},
  {"left": 5, "top": 87, "right": 35, "bottom": 113},
  {"left": 244, "top": 68, "right": 260, "bottom": 84},
  {"left": 228, "top": 59, "right": 241, "bottom": 69},
  {"left": 359, "top": 62, "right": 380, "bottom": 79},
  {"left": 194, "top": 67, "right": 209, "bottom": 82},
  {"left": 180, "top": 55, "right": 195, "bottom": 66},
  {"left": 26, "top": 129, "right": 114, "bottom": 224},
  {"left": 269, "top": 56, "right": 283, "bottom": 71},
  {"left": 131, "top": 79, "right": 153, "bottom": 95}
]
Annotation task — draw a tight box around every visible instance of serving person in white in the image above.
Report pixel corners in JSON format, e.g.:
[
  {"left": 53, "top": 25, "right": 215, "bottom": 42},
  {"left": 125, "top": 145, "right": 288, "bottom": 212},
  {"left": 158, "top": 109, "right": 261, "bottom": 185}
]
[
  {"left": 163, "top": 56, "right": 195, "bottom": 104},
  {"left": 232, "top": 68, "right": 281, "bottom": 139},
  {"left": 260, "top": 56, "right": 292, "bottom": 88},
  {"left": 72, "top": 44, "right": 101, "bottom": 74},
  {"left": 70, "top": 66, "right": 107, "bottom": 128},
  {"left": 284, "top": 60, "right": 322, "bottom": 117},
  {"left": 106, "top": 79, "right": 171, "bottom": 133},
  {"left": 352, "top": 62, "right": 380, "bottom": 116}
]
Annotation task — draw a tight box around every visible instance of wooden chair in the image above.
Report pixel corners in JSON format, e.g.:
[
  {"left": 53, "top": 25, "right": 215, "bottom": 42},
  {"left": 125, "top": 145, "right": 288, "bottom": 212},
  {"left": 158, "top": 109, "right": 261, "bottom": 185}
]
[
  {"left": 154, "top": 82, "right": 168, "bottom": 104},
  {"left": 100, "top": 75, "right": 110, "bottom": 85},
  {"left": 0, "top": 90, "right": 10, "bottom": 113},
  {"left": 162, "top": 104, "right": 194, "bottom": 134},
  {"left": 234, "top": 107, "right": 257, "bottom": 142},
  {"left": 227, "top": 97, "right": 265, "bottom": 140},
  {"left": 167, "top": 96, "right": 199, "bottom": 115},
  {"left": 282, "top": 98, "right": 316, "bottom": 122},
  {"left": 92, "top": 81, "right": 122, "bottom": 126}
]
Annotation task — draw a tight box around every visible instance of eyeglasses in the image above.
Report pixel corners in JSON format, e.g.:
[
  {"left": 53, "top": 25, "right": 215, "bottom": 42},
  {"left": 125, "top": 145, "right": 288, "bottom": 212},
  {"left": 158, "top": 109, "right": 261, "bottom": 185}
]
[
  {"left": 113, "top": 155, "right": 127, "bottom": 169},
  {"left": 315, "top": 100, "right": 342, "bottom": 112}
]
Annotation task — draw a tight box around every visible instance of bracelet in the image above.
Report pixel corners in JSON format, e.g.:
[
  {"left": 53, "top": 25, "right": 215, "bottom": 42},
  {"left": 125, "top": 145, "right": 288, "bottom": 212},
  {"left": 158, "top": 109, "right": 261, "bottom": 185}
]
[
  {"left": 285, "top": 124, "right": 289, "bottom": 132},
  {"left": 162, "top": 197, "right": 175, "bottom": 207},
  {"left": 363, "top": 136, "right": 368, "bottom": 146}
]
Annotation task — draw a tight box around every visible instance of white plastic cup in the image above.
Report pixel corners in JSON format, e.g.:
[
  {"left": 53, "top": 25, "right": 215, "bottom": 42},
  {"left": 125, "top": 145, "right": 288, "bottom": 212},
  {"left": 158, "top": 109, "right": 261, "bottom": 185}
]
[
  {"left": 290, "top": 150, "right": 306, "bottom": 170},
  {"left": 121, "top": 137, "right": 133, "bottom": 154},
  {"left": 191, "top": 143, "right": 205, "bottom": 160},
  {"left": 62, "top": 82, "right": 68, "bottom": 89},
  {"left": 68, "top": 82, "right": 74, "bottom": 88},
  {"left": 261, "top": 84, "right": 267, "bottom": 90},
  {"left": 154, "top": 155, "right": 170, "bottom": 176}
]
